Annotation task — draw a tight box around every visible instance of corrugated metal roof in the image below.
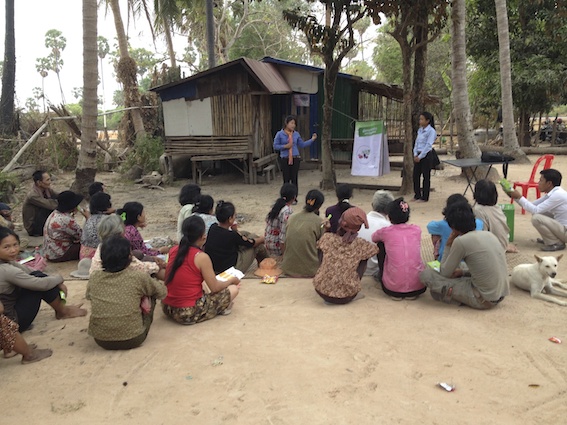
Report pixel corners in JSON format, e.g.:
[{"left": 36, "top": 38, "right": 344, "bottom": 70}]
[
  {"left": 150, "top": 57, "right": 291, "bottom": 94},
  {"left": 242, "top": 58, "right": 291, "bottom": 94},
  {"left": 261, "top": 56, "right": 360, "bottom": 79},
  {"left": 356, "top": 80, "right": 441, "bottom": 104}
]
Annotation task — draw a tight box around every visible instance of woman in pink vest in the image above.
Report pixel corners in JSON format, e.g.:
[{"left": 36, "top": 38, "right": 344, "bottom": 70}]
[{"left": 372, "top": 198, "right": 426, "bottom": 300}]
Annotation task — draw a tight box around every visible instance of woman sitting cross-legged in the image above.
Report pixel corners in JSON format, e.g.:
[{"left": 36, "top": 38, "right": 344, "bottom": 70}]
[
  {"left": 191, "top": 194, "right": 218, "bottom": 235},
  {"left": 205, "top": 201, "right": 268, "bottom": 274},
  {"left": 162, "top": 216, "right": 240, "bottom": 325},
  {"left": 0, "top": 227, "right": 86, "bottom": 332},
  {"left": 372, "top": 198, "right": 426, "bottom": 301},
  {"left": 281, "top": 190, "right": 329, "bottom": 278},
  {"left": 87, "top": 235, "right": 167, "bottom": 350},
  {"left": 89, "top": 215, "right": 166, "bottom": 280},
  {"left": 264, "top": 183, "right": 297, "bottom": 258},
  {"left": 118, "top": 202, "right": 170, "bottom": 260},
  {"left": 80, "top": 192, "right": 113, "bottom": 260},
  {"left": 0, "top": 300, "right": 52, "bottom": 364},
  {"left": 313, "top": 207, "right": 379, "bottom": 305},
  {"left": 43, "top": 191, "right": 89, "bottom": 262}
]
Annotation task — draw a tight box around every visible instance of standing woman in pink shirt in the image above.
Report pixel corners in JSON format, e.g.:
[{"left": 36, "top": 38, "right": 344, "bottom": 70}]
[{"left": 372, "top": 198, "right": 426, "bottom": 300}]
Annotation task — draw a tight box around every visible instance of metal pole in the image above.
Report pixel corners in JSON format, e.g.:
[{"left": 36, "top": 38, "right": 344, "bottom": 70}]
[{"left": 206, "top": 0, "right": 216, "bottom": 68}]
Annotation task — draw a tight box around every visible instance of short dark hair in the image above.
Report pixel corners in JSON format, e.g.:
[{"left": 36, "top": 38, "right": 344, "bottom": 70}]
[
  {"left": 445, "top": 202, "right": 476, "bottom": 233},
  {"left": 283, "top": 115, "right": 297, "bottom": 129},
  {"left": 89, "top": 192, "right": 112, "bottom": 215},
  {"left": 540, "top": 169, "right": 562, "bottom": 187},
  {"left": 101, "top": 235, "right": 132, "bottom": 273},
  {"left": 32, "top": 170, "right": 46, "bottom": 183},
  {"left": 336, "top": 183, "right": 353, "bottom": 201},
  {"left": 442, "top": 193, "right": 470, "bottom": 216},
  {"left": 88, "top": 182, "right": 104, "bottom": 197},
  {"left": 215, "top": 200, "right": 235, "bottom": 223},
  {"left": 178, "top": 184, "right": 201, "bottom": 206},
  {"left": 473, "top": 179, "right": 498, "bottom": 206},
  {"left": 192, "top": 194, "right": 214, "bottom": 214}
]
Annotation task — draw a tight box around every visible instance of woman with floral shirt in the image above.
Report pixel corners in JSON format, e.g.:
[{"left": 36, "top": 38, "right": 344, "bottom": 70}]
[
  {"left": 264, "top": 183, "right": 297, "bottom": 257},
  {"left": 43, "top": 191, "right": 88, "bottom": 262},
  {"left": 117, "top": 202, "right": 170, "bottom": 259}
]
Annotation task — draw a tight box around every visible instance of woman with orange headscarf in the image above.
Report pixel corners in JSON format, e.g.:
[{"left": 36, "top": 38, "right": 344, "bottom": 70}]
[{"left": 273, "top": 115, "right": 317, "bottom": 192}]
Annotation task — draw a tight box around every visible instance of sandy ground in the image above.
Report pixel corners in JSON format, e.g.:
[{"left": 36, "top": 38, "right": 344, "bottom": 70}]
[{"left": 3, "top": 154, "right": 567, "bottom": 425}]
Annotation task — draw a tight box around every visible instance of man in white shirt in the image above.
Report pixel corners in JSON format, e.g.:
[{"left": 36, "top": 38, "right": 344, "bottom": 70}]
[
  {"left": 358, "top": 190, "right": 394, "bottom": 278},
  {"left": 506, "top": 168, "right": 567, "bottom": 251}
]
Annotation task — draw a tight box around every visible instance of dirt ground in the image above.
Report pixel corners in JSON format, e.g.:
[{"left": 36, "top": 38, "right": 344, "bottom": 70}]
[{"left": 3, "top": 154, "right": 567, "bottom": 424}]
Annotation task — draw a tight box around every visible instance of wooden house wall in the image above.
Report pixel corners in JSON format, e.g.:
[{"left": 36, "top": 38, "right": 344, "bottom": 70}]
[
  {"left": 358, "top": 91, "right": 405, "bottom": 143},
  {"left": 209, "top": 93, "right": 272, "bottom": 158}
]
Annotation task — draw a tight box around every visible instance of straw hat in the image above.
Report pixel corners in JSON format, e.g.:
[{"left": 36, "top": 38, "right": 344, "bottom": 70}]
[
  {"left": 70, "top": 258, "right": 92, "bottom": 280},
  {"left": 254, "top": 258, "right": 282, "bottom": 277}
]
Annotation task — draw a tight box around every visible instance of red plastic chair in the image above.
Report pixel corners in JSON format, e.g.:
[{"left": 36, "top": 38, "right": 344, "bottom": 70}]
[{"left": 512, "top": 154, "right": 554, "bottom": 214}]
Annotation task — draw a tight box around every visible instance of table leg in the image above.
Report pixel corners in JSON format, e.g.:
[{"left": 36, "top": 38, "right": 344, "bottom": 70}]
[
  {"left": 462, "top": 166, "right": 479, "bottom": 196},
  {"left": 192, "top": 160, "right": 197, "bottom": 184}
]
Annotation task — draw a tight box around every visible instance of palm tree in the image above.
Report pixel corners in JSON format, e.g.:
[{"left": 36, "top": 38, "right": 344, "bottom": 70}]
[
  {"left": 108, "top": 0, "right": 146, "bottom": 141},
  {"left": 72, "top": 0, "right": 99, "bottom": 194},
  {"left": 44, "top": 29, "right": 67, "bottom": 104},
  {"left": 451, "top": 0, "right": 480, "bottom": 159},
  {"left": 0, "top": 0, "right": 16, "bottom": 135},
  {"left": 494, "top": 0, "right": 528, "bottom": 162}
]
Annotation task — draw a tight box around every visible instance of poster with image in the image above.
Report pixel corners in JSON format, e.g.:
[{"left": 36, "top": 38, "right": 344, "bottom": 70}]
[{"left": 351, "top": 121, "right": 390, "bottom": 177}]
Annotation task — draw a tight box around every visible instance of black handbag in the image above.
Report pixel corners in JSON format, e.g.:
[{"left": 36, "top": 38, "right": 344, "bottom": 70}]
[
  {"left": 429, "top": 148, "right": 441, "bottom": 168},
  {"left": 481, "top": 152, "right": 514, "bottom": 163}
]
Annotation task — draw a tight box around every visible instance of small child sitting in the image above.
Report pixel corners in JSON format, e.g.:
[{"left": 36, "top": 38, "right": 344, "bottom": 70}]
[
  {"left": 205, "top": 201, "right": 269, "bottom": 274},
  {"left": 325, "top": 183, "right": 354, "bottom": 233},
  {"left": 427, "top": 194, "right": 484, "bottom": 260},
  {"left": 372, "top": 198, "right": 426, "bottom": 300}
]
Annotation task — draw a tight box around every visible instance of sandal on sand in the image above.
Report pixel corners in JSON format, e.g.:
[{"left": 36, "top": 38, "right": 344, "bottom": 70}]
[{"left": 21, "top": 348, "right": 52, "bottom": 364}]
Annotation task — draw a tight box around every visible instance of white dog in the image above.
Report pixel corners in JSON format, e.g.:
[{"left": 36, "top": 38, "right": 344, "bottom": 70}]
[{"left": 511, "top": 255, "right": 567, "bottom": 306}]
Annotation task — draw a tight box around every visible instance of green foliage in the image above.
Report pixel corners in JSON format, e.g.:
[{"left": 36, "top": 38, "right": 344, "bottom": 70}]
[
  {"left": 0, "top": 172, "right": 17, "bottom": 202},
  {"left": 342, "top": 60, "right": 375, "bottom": 79},
  {"left": 121, "top": 136, "right": 164, "bottom": 175},
  {"left": 229, "top": 0, "right": 310, "bottom": 63},
  {"left": 372, "top": 29, "right": 403, "bottom": 84},
  {"left": 467, "top": 0, "right": 567, "bottom": 117}
]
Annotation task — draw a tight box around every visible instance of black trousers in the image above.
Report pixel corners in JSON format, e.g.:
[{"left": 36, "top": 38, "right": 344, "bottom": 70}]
[
  {"left": 279, "top": 156, "right": 301, "bottom": 190},
  {"left": 413, "top": 151, "right": 433, "bottom": 201},
  {"left": 14, "top": 286, "right": 60, "bottom": 332}
]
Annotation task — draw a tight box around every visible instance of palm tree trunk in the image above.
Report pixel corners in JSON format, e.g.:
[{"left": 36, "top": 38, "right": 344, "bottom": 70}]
[
  {"left": 109, "top": 0, "right": 146, "bottom": 142},
  {"left": 451, "top": 0, "right": 481, "bottom": 159},
  {"left": 0, "top": 0, "right": 16, "bottom": 135},
  {"left": 163, "top": 18, "right": 177, "bottom": 69},
  {"left": 494, "top": 0, "right": 528, "bottom": 162},
  {"left": 72, "top": 0, "right": 98, "bottom": 194}
]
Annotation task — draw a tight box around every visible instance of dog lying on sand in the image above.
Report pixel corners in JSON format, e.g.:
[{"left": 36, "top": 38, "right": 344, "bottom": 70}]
[{"left": 511, "top": 255, "right": 567, "bottom": 306}]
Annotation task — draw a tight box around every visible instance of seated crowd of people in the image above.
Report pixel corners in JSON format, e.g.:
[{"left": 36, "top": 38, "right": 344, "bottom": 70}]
[{"left": 1, "top": 167, "right": 566, "bottom": 361}]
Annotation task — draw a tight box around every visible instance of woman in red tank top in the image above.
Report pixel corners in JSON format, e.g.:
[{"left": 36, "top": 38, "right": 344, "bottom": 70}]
[{"left": 162, "top": 216, "right": 241, "bottom": 325}]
